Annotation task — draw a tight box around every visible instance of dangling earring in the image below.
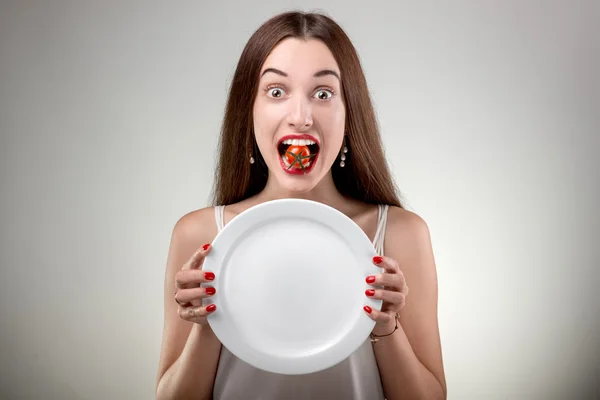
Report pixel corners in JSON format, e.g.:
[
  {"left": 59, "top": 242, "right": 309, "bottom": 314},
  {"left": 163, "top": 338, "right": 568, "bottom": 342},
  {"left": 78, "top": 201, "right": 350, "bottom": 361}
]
[
  {"left": 340, "top": 145, "right": 348, "bottom": 167},
  {"left": 249, "top": 129, "right": 256, "bottom": 164}
]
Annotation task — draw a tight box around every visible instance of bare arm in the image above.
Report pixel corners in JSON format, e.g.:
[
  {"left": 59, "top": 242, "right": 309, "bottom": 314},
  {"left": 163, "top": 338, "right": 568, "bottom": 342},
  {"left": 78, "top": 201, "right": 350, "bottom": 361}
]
[
  {"left": 373, "top": 209, "right": 447, "bottom": 400},
  {"left": 156, "top": 209, "right": 223, "bottom": 400},
  {"left": 373, "top": 326, "right": 445, "bottom": 400},
  {"left": 156, "top": 324, "right": 222, "bottom": 400}
]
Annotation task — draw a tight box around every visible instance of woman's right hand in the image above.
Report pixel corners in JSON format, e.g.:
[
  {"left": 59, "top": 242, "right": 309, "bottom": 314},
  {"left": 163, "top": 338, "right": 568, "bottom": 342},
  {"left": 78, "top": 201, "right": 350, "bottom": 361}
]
[{"left": 174, "top": 243, "right": 217, "bottom": 325}]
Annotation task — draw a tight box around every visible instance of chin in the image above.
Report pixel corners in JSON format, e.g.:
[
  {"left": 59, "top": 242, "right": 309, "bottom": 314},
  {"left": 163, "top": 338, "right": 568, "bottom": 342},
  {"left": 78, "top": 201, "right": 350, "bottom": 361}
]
[
  {"left": 262, "top": 156, "right": 326, "bottom": 194},
  {"left": 277, "top": 176, "right": 321, "bottom": 194}
]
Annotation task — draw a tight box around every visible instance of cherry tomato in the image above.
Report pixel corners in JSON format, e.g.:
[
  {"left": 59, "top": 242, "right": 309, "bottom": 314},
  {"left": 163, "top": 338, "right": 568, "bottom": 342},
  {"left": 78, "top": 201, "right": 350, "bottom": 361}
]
[{"left": 284, "top": 145, "right": 311, "bottom": 168}]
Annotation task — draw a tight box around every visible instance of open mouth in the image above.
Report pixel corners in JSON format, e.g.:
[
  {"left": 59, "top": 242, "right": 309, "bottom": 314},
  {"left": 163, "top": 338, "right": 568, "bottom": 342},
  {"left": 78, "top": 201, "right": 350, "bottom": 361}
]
[{"left": 277, "top": 136, "right": 320, "bottom": 175}]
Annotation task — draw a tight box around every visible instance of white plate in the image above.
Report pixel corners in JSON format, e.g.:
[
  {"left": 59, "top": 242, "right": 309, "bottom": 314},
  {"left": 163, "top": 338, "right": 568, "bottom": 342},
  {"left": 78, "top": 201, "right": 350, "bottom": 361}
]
[{"left": 202, "top": 199, "right": 382, "bottom": 375}]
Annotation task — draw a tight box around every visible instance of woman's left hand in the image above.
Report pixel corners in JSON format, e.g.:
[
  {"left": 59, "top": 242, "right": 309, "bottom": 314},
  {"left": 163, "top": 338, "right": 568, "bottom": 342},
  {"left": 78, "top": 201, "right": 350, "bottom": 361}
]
[{"left": 363, "top": 255, "right": 409, "bottom": 333}]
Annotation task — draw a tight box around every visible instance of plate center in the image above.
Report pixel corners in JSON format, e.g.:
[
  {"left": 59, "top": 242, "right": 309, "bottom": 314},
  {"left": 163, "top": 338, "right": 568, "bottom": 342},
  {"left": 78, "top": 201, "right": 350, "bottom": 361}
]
[{"left": 220, "top": 218, "right": 363, "bottom": 358}]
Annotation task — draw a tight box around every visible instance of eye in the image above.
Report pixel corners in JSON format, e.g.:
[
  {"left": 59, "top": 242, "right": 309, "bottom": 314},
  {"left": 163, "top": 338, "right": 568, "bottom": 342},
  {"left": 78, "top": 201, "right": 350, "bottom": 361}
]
[
  {"left": 266, "top": 87, "right": 286, "bottom": 98},
  {"left": 314, "top": 89, "right": 334, "bottom": 101}
]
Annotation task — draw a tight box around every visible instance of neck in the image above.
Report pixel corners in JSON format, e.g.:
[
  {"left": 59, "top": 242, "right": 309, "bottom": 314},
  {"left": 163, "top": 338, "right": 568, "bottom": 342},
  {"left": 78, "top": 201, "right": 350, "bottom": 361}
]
[{"left": 256, "top": 171, "right": 350, "bottom": 211}]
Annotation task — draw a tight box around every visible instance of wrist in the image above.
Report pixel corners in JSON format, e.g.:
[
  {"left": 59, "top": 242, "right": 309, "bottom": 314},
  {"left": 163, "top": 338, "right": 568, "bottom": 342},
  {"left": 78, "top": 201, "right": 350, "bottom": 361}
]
[
  {"left": 370, "top": 312, "right": 401, "bottom": 341},
  {"left": 193, "top": 322, "right": 217, "bottom": 339},
  {"left": 371, "top": 321, "right": 397, "bottom": 336}
]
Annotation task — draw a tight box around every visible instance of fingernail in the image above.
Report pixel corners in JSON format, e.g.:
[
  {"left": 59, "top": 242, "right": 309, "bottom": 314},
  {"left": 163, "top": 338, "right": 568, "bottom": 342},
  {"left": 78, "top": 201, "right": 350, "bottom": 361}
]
[
  {"left": 204, "top": 272, "right": 215, "bottom": 280},
  {"left": 205, "top": 287, "right": 216, "bottom": 295},
  {"left": 365, "top": 289, "right": 375, "bottom": 297},
  {"left": 363, "top": 305, "right": 372, "bottom": 314},
  {"left": 366, "top": 276, "right": 376, "bottom": 284},
  {"left": 373, "top": 256, "right": 383, "bottom": 265},
  {"left": 206, "top": 304, "right": 216, "bottom": 312},
  {"left": 202, "top": 243, "right": 210, "bottom": 251}
]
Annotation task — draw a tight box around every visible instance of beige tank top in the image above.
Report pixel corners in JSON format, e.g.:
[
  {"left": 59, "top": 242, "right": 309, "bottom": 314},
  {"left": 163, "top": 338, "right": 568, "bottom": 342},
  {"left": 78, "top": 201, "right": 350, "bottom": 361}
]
[{"left": 211, "top": 204, "right": 389, "bottom": 400}]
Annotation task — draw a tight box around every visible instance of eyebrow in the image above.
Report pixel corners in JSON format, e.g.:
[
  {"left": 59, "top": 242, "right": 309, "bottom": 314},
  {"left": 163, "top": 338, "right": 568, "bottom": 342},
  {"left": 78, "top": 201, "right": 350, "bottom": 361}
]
[{"left": 260, "top": 68, "right": 340, "bottom": 81}]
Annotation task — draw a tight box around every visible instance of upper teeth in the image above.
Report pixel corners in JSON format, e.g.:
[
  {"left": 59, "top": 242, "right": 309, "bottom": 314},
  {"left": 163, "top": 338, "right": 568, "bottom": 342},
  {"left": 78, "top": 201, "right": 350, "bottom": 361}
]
[{"left": 282, "top": 138, "right": 316, "bottom": 146}]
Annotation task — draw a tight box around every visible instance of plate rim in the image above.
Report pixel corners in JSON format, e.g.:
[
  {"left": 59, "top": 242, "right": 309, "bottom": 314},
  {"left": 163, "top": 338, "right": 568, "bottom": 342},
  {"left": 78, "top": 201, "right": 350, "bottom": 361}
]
[{"left": 203, "top": 198, "right": 383, "bottom": 374}]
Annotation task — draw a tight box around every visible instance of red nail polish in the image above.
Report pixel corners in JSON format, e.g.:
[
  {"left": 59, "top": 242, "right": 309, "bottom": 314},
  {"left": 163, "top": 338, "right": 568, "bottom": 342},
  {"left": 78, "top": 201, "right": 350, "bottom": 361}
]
[
  {"left": 205, "top": 287, "right": 216, "bottom": 295},
  {"left": 202, "top": 243, "right": 210, "bottom": 251},
  {"left": 206, "top": 304, "right": 216, "bottom": 312},
  {"left": 365, "top": 289, "right": 375, "bottom": 297},
  {"left": 373, "top": 256, "right": 383, "bottom": 265},
  {"left": 366, "top": 276, "right": 376, "bottom": 284},
  {"left": 204, "top": 272, "right": 215, "bottom": 281},
  {"left": 363, "top": 305, "right": 372, "bottom": 314}
]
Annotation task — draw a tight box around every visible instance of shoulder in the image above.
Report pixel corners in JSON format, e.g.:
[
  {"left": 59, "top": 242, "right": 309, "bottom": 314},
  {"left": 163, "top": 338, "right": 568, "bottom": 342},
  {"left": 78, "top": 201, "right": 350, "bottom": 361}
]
[
  {"left": 386, "top": 206, "right": 431, "bottom": 244},
  {"left": 171, "top": 207, "right": 219, "bottom": 246},
  {"left": 384, "top": 206, "right": 434, "bottom": 268}
]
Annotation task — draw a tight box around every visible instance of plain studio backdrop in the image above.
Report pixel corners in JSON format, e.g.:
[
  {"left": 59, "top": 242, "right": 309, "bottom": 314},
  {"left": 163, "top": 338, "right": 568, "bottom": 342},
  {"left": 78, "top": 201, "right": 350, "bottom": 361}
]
[{"left": 0, "top": 1, "right": 598, "bottom": 399}]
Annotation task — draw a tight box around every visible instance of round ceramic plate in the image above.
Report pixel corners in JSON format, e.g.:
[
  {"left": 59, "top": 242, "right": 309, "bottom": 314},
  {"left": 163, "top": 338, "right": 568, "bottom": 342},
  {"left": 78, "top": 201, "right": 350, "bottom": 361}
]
[{"left": 202, "top": 199, "right": 382, "bottom": 375}]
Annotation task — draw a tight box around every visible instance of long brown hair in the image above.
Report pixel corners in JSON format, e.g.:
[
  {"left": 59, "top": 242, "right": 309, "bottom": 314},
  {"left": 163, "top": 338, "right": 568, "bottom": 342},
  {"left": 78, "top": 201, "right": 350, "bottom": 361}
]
[{"left": 211, "top": 11, "right": 403, "bottom": 208}]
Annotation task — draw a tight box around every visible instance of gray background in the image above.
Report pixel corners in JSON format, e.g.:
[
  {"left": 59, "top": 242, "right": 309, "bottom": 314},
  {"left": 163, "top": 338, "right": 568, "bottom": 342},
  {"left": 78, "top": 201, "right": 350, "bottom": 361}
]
[{"left": 1, "top": 1, "right": 598, "bottom": 399}]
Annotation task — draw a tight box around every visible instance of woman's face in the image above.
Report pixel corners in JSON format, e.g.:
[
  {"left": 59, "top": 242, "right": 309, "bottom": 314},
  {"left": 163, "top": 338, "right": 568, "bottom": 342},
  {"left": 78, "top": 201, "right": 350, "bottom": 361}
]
[{"left": 253, "top": 38, "right": 346, "bottom": 193}]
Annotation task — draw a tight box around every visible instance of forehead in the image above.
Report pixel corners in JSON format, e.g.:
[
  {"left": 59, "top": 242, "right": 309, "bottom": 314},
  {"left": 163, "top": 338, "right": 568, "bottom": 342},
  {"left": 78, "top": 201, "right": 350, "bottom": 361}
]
[{"left": 260, "top": 38, "right": 340, "bottom": 78}]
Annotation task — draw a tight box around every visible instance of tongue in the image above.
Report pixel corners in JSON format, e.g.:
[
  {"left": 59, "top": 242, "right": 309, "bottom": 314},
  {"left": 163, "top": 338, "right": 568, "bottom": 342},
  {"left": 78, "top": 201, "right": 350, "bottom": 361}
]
[{"left": 284, "top": 145, "right": 312, "bottom": 170}]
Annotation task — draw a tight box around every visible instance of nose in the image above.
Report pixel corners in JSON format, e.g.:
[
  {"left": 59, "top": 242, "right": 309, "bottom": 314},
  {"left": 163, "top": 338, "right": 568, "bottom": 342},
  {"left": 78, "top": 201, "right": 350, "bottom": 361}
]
[{"left": 286, "top": 95, "right": 313, "bottom": 131}]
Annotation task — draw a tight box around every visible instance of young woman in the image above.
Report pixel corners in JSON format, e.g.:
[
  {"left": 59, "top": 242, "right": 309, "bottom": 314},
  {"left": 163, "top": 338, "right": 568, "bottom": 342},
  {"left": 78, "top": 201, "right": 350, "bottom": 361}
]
[{"left": 156, "top": 11, "right": 446, "bottom": 400}]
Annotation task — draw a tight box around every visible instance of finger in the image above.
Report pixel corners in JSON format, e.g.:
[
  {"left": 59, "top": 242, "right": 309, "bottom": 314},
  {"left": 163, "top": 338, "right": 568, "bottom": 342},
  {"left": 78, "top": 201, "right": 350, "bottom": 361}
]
[
  {"left": 178, "top": 304, "right": 217, "bottom": 322},
  {"left": 174, "top": 292, "right": 191, "bottom": 307},
  {"left": 365, "top": 288, "right": 406, "bottom": 307},
  {"left": 175, "top": 269, "right": 216, "bottom": 288},
  {"left": 175, "top": 286, "right": 216, "bottom": 305},
  {"left": 365, "top": 272, "right": 404, "bottom": 291},
  {"left": 395, "top": 270, "right": 409, "bottom": 295},
  {"left": 182, "top": 243, "right": 212, "bottom": 270},
  {"left": 372, "top": 255, "right": 400, "bottom": 274},
  {"left": 401, "top": 276, "right": 409, "bottom": 296},
  {"left": 363, "top": 306, "right": 395, "bottom": 325}
]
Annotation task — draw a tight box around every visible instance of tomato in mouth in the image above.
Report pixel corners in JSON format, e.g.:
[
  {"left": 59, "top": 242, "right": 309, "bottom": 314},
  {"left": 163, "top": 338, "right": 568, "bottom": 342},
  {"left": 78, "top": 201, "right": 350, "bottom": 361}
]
[
  {"left": 277, "top": 139, "right": 320, "bottom": 174},
  {"left": 285, "top": 145, "right": 312, "bottom": 168}
]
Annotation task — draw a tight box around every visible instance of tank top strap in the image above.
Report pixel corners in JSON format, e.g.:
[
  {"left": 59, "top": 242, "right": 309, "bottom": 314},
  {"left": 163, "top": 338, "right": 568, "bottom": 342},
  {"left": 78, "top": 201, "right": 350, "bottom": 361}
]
[
  {"left": 372, "top": 204, "right": 389, "bottom": 257},
  {"left": 214, "top": 205, "right": 225, "bottom": 232}
]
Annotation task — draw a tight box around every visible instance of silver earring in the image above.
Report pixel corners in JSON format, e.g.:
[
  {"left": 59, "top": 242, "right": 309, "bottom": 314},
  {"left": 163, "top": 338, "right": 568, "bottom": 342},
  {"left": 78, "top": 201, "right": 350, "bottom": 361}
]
[
  {"left": 249, "top": 154, "right": 255, "bottom": 164},
  {"left": 340, "top": 146, "right": 348, "bottom": 167}
]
